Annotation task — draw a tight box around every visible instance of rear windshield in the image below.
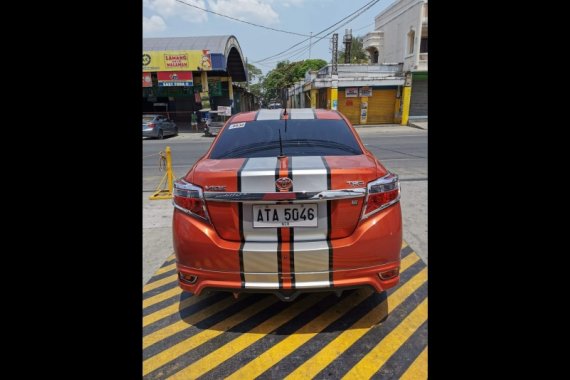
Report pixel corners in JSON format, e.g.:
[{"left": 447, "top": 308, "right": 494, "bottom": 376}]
[
  {"left": 209, "top": 119, "right": 363, "bottom": 159},
  {"left": 143, "top": 116, "right": 155, "bottom": 122}
]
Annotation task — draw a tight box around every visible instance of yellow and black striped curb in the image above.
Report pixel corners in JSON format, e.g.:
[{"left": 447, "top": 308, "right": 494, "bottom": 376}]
[{"left": 143, "top": 242, "right": 427, "bottom": 379}]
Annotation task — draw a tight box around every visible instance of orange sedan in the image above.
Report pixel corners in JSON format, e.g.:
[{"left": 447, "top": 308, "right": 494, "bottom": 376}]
[{"left": 173, "top": 108, "right": 402, "bottom": 301}]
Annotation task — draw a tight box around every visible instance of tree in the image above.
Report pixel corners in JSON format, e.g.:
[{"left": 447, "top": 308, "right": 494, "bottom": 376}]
[
  {"left": 260, "top": 59, "right": 327, "bottom": 105},
  {"left": 338, "top": 36, "right": 369, "bottom": 64},
  {"left": 246, "top": 63, "right": 262, "bottom": 83}
]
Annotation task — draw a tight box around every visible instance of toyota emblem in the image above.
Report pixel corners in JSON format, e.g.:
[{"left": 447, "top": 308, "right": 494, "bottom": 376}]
[{"left": 275, "top": 177, "right": 293, "bottom": 191}]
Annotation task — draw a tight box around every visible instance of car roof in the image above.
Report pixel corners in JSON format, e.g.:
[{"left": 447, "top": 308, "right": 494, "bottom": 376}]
[
  {"left": 230, "top": 108, "right": 343, "bottom": 123},
  {"left": 143, "top": 114, "right": 160, "bottom": 117}
]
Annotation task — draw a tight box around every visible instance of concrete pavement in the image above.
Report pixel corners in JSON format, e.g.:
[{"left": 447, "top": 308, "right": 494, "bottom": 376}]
[{"left": 143, "top": 193, "right": 174, "bottom": 284}]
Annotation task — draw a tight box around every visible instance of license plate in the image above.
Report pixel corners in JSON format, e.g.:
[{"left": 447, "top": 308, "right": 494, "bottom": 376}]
[{"left": 253, "top": 204, "right": 318, "bottom": 228}]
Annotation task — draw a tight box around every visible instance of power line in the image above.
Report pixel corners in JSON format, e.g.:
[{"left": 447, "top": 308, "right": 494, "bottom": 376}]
[
  {"left": 353, "top": 22, "right": 375, "bottom": 32},
  {"left": 174, "top": 0, "right": 311, "bottom": 37},
  {"left": 258, "top": 0, "right": 387, "bottom": 65},
  {"left": 251, "top": 0, "right": 384, "bottom": 64}
]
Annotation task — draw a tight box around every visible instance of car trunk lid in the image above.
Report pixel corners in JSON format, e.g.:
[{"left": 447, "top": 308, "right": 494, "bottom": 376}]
[{"left": 189, "top": 155, "right": 384, "bottom": 242}]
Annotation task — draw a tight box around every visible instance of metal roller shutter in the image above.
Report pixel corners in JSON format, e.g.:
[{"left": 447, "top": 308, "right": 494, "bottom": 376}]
[
  {"left": 410, "top": 76, "right": 427, "bottom": 117},
  {"left": 338, "top": 90, "right": 361, "bottom": 125},
  {"left": 367, "top": 88, "right": 396, "bottom": 124}
]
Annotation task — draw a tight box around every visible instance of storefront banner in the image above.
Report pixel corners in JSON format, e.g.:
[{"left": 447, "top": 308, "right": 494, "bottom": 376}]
[
  {"left": 142, "top": 72, "right": 153, "bottom": 87},
  {"left": 217, "top": 106, "right": 231, "bottom": 116},
  {"left": 143, "top": 50, "right": 212, "bottom": 72},
  {"left": 359, "top": 87, "right": 373, "bottom": 97},
  {"left": 157, "top": 71, "right": 193, "bottom": 87},
  {"left": 345, "top": 88, "right": 358, "bottom": 97}
]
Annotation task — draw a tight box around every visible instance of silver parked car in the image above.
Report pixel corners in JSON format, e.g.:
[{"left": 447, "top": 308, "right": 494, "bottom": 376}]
[
  {"left": 203, "top": 110, "right": 228, "bottom": 137},
  {"left": 142, "top": 114, "right": 178, "bottom": 139}
]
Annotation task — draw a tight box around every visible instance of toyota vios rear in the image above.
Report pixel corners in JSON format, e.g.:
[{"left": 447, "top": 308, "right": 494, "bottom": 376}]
[{"left": 173, "top": 108, "right": 402, "bottom": 301}]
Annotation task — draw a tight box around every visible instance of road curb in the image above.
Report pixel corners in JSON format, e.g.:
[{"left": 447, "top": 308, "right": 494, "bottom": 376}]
[{"left": 408, "top": 122, "right": 428, "bottom": 130}]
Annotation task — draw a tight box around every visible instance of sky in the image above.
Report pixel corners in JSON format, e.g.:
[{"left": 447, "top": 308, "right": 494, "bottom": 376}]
[{"left": 143, "top": 0, "right": 395, "bottom": 76}]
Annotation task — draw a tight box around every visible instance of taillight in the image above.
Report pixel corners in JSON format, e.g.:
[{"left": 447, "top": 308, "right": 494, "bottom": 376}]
[
  {"left": 361, "top": 172, "right": 400, "bottom": 219},
  {"left": 173, "top": 179, "right": 209, "bottom": 222},
  {"left": 148, "top": 123, "right": 156, "bottom": 129}
]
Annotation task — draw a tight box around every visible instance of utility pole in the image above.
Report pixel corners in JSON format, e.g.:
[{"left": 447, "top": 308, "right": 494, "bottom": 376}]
[
  {"left": 331, "top": 33, "right": 338, "bottom": 111},
  {"left": 343, "top": 29, "right": 353, "bottom": 63},
  {"left": 332, "top": 33, "right": 338, "bottom": 75}
]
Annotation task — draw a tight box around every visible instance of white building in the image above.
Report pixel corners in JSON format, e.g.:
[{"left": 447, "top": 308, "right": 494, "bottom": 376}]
[{"left": 363, "top": 0, "right": 427, "bottom": 120}]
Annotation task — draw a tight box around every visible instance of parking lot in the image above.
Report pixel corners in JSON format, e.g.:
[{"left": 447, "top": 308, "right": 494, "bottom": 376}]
[{"left": 143, "top": 125, "right": 427, "bottom": 378}]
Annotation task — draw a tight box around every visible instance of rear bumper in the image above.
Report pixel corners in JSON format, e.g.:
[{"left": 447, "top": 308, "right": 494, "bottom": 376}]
[
  {"left": 173, "top": 203, "right": 402, "bottom": 296},
  {"left": 142, "top": 128, "right": 157, "bottom": 138},
  {"left": 177, "top": 261, "right": 400, "bottom": 300}
]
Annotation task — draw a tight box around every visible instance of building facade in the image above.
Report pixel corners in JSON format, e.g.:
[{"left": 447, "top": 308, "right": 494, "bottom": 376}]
[
  {"left": 289, "top": 63, "right": 405, "bottom": 125},
  {"left": 363, "top": 0, "right": 428, "bottom": 121},
  {"left": 142, "top": 35, "right": 258, "bottom": 125}
]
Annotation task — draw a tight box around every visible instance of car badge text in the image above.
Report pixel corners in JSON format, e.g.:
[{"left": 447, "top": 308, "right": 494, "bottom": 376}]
[{"left": 205, "top": 185, "right": 226, "bottom": 191}]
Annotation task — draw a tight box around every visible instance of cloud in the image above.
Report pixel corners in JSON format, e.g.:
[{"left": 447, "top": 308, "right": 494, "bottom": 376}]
[
  {"left": 207, "top": 0, "right": 279, "bottom": 25},
  {"left": 143, "top": 15, "right": 167, "bottom": 33},
  {"left": 265, "top": 0, "right": 305, "bottom": 6},
  {"left": 279, "top": 0, "right": 305, "bottom": 7},
  {"left": 144, "top": 0, "right": 208, "bottom": 23}
]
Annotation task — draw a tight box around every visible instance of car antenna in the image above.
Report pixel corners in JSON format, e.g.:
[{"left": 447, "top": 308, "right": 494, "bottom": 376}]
[
  {"left": 283, "top": 92, "right": 288, "bottom": 133},
  {"left": 278, "top": 128, "right": 285, "bottom": 158},
  {"left": 278, "top": 97, "right": 287, "bottom": 158}
]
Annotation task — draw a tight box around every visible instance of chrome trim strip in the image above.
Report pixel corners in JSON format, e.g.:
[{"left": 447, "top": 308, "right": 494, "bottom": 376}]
[{"left": 204, "top": 188, "right": 366, "bottom": 202}]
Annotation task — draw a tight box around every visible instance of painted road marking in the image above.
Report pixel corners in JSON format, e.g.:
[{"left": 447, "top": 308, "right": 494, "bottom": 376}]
[
  {"left": 226, "top": 258, "right": 423, "bottom": 380},
  {"left": 401, "top": 346, "right": 428, "bottom": 380},
  {"left": 342, "top": 298, "right": 428, "bottom": 379},
  {"left": 284, "top": 266, "right": 426, "bottom": 380},
  {"left": 143, "top": 296, "right": 279, "bottom": 376},
  {"left": 142, "top": 242, "right": 427, "bottom": 379},
  {"left": 154, "top": 262, "right": 176, "bottom": 276},
  {"left": 143, "top": 287, "right": 182, "bottom": 309},
  {"left": 143, "top": 273, "right": 177, "bottom": 293},
  {"left": 168, "top": 294, "right": 325, "bottom": 380}
]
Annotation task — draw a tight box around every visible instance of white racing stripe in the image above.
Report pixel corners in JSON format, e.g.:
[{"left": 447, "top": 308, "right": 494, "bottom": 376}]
[
  {"left": 290, "top": 156, "right": 332, "bottom": 287},
  {"left": 241, "top": 157, "right": 279, "bottom": 242},
  {"left": 291, "top": 241, "right": 331, "bottom": 287},
  {"left": 238, "top": 156, "right": 332, "bottom": 290},
  {"left": 240, "top": 157, "right": 279, "bottom": 288},
  {"left": 289, "top": 108, "right": 315, "bottom": 119},
  {"left": 256, "top": 109, "right": 283, "bottom": 120},
  {"left": 242, "top": 242, "right": 280, "bottom": 288},
  {"left": 290, "top": 156, "right": 329, "bottom": 241}
]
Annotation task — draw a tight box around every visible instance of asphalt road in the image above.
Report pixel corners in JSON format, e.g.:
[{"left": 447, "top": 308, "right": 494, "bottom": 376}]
[
  {"left": 142, "top": 125, "right": 427, "bottom": 280},
  {"left": 143, "top": 127, "right": 427, "bottom": 188}
]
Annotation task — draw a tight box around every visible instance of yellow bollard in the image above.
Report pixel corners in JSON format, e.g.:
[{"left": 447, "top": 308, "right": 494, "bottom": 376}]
[
  {"left": 166, "top": 146, "right": 173, "bottom": 195},
  {"left": 401, "top": 86, "right": 411, "bottom": 126},
  {"left": 149, "top": 146, "right": 176, "bottom": 200},
  {"left": 401, "top": 73, "right": 412, "bottom": 126}
]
